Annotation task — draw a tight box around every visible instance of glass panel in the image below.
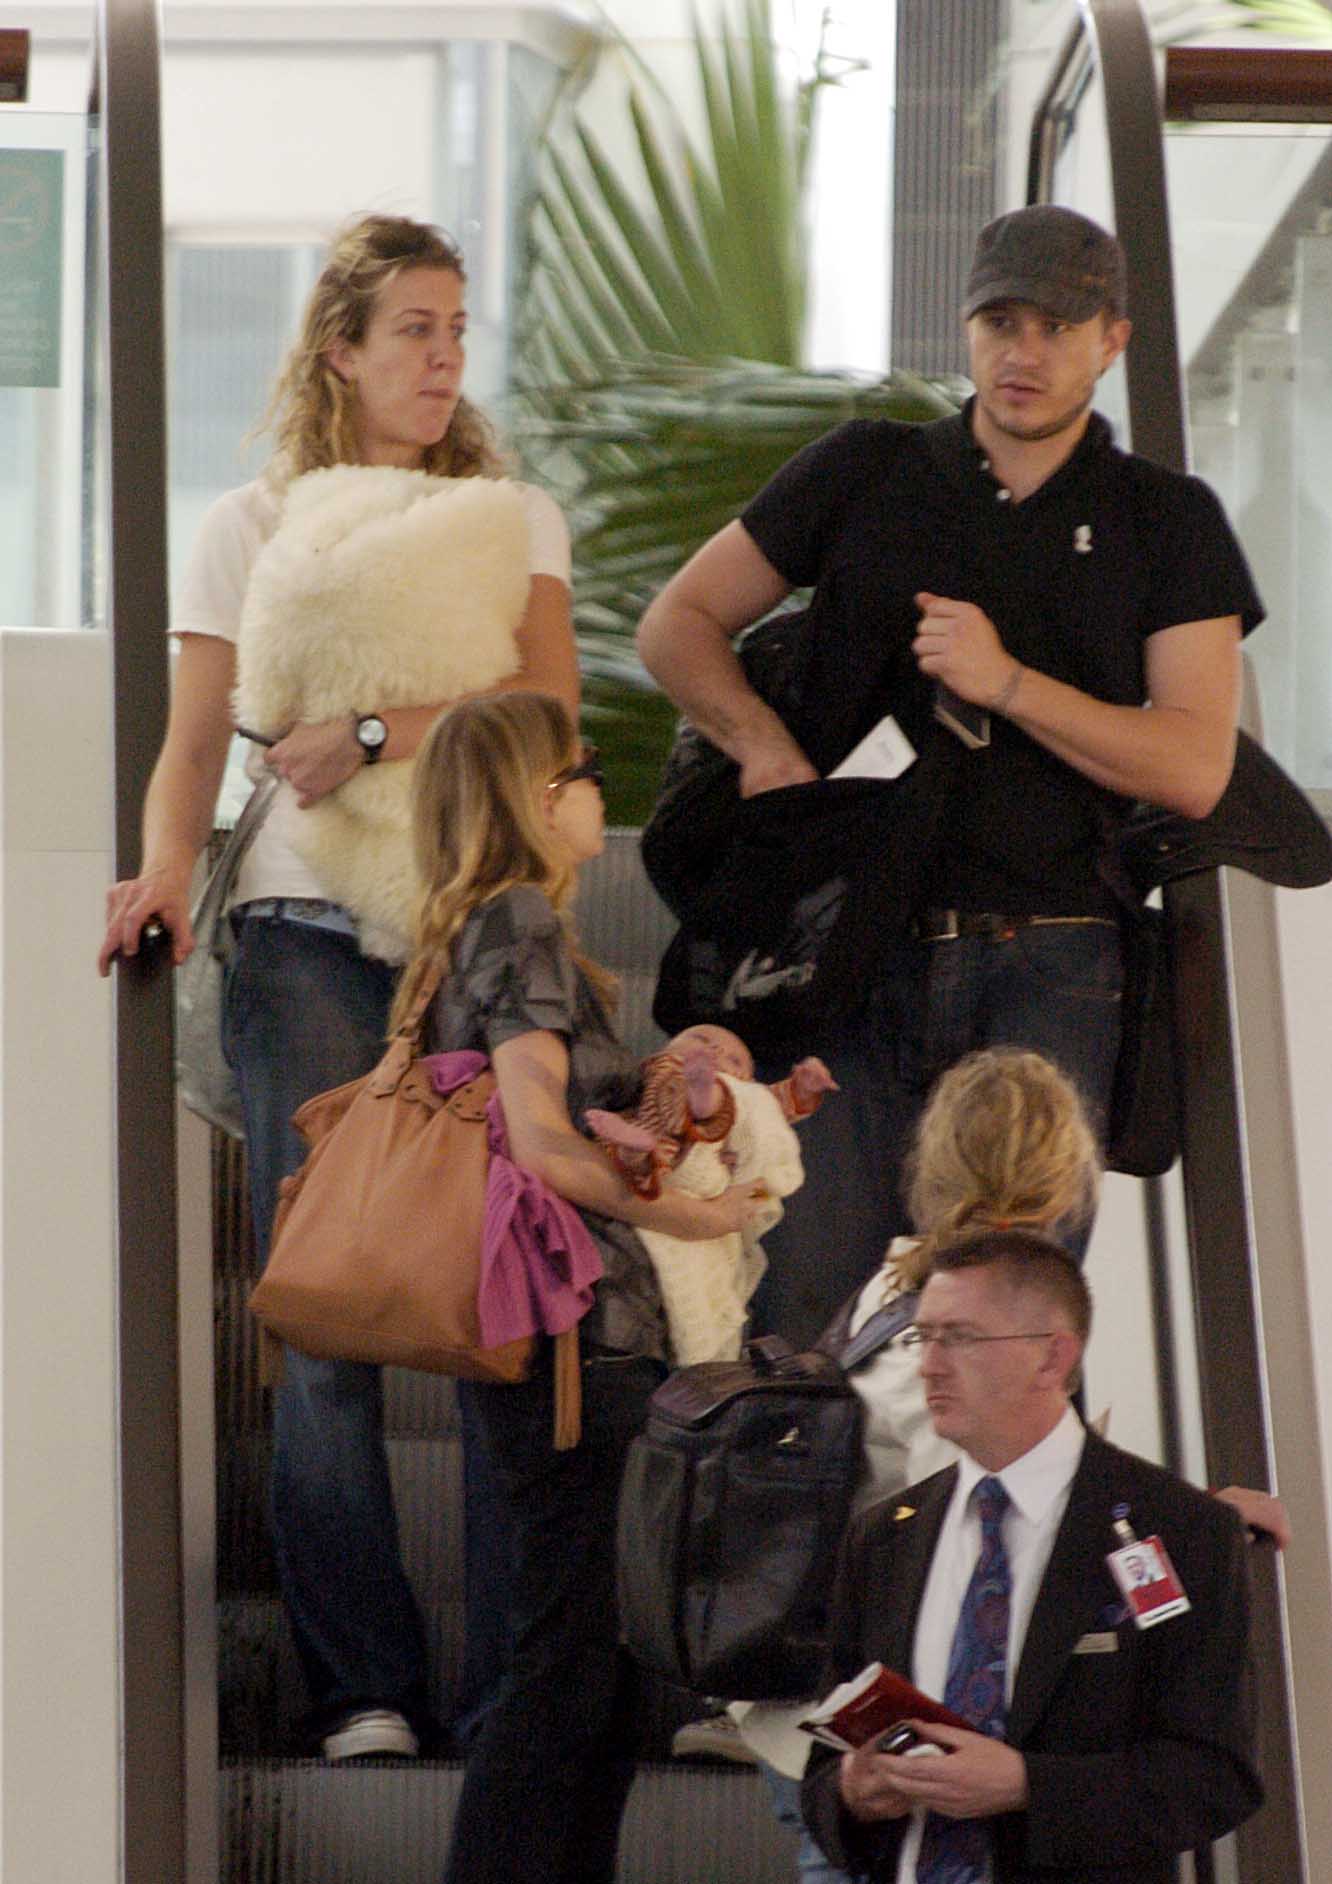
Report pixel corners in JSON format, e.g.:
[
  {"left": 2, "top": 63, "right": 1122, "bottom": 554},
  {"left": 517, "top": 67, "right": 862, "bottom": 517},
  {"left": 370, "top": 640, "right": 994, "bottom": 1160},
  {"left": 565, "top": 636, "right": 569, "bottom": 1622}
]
[
  {"left": 166, "top": 242, "right": 320, "bottom": 576},
  {"left": 1165, "top": 121, "right": 1332, "bottom": 793},
  {"left": 0, "top": 108, "right": 91, "bottom": 629},
  {"left": 1049, "top": 52, "right": 1130, "bottom": 440},
  {"left": 164, "top": 240, "right": 321, "bottom": 821}
]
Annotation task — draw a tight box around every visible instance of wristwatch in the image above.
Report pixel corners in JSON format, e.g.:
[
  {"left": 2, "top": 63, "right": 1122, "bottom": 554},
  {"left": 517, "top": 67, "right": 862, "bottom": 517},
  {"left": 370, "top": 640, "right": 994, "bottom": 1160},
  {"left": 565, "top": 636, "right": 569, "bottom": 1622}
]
[{"left": 354, "top": 713, "right": 388, "bottom": 765}]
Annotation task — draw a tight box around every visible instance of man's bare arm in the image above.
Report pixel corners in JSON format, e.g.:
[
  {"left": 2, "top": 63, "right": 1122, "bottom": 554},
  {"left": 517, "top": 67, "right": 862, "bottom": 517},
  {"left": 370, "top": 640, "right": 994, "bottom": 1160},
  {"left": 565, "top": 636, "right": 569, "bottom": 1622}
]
[
  {"left": 638, "top": 521, "right": 818, "bottom": 797},
  {"left": 913, "top": 596, "right": 1242, "bottom": 817}
]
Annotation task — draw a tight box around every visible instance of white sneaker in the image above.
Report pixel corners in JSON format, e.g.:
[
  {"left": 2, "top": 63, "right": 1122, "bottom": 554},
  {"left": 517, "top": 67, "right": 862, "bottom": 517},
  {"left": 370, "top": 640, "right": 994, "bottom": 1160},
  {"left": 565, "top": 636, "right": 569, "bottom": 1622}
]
[{"left": 321, "top": 1708, "right": 420, "bottom": 1762}]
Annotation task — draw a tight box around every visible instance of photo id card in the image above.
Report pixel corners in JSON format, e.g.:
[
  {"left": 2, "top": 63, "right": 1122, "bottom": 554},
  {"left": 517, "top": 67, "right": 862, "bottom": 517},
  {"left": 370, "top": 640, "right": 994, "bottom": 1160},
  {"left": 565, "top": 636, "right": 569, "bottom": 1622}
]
[
  {"left": 1106, "top": 1535, "right": 1191, "bottom": 1629},
  {"left": 828, "top": 715, "right": 917, "bottom": 781}
]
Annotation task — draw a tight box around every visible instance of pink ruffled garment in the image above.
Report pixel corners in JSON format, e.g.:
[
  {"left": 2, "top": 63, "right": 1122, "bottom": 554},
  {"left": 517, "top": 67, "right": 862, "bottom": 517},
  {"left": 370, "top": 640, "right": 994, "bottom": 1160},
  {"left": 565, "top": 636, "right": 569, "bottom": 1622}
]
[{"left": 423, "top": 1051, "right": 604, "bottom": 1348}]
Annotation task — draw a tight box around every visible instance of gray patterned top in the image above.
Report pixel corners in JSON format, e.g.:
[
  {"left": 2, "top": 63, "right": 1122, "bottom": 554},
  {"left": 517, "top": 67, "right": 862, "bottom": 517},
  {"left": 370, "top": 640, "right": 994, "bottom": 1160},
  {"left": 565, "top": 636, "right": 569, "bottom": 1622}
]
[{"left": 425, "top": 883, "right": 666, "bottom": 1361}]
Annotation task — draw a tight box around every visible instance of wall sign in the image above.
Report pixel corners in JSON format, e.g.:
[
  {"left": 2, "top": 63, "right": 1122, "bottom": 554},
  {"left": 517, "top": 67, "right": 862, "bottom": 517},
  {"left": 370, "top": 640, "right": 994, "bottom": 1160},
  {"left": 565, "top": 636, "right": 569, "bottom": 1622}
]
[{"left": 0, "top": 148, "right": 63, "bottom": 388}]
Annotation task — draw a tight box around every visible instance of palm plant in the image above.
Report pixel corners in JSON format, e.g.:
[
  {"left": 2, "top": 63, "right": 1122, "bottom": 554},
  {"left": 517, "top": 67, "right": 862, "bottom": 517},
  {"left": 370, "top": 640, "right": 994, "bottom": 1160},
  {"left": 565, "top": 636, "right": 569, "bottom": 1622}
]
[
  {"left": 514, "top": 0, "right": 1328, "bottom": 820},
  {"left": 513, "top": 0, "right": 963, "bottom": 819}
]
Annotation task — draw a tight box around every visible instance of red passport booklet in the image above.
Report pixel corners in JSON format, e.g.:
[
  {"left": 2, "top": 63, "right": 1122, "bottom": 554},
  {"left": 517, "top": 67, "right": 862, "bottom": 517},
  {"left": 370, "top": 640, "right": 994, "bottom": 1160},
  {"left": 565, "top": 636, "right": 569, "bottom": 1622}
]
[{"left": 799, "top": 1661, "right": 970, "bottom": 1752}]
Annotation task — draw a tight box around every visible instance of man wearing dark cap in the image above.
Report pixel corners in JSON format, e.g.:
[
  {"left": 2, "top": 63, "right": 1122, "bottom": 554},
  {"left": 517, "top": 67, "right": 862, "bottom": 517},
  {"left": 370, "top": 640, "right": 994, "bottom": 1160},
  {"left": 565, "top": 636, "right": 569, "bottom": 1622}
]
[{"left": 638, "top": 205, "right": 1263, "bottom": 1343}]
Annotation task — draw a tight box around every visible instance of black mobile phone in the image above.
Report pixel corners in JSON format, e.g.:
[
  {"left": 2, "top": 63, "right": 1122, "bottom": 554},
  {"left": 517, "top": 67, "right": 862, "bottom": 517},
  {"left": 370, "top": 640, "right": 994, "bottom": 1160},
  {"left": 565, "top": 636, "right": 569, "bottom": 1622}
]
[
  {"left": 933, "top": 683, "right": 990, "bottom": 751},
  {"left": 874, "top": 1724, "right": 921, "bottom": 1755}
]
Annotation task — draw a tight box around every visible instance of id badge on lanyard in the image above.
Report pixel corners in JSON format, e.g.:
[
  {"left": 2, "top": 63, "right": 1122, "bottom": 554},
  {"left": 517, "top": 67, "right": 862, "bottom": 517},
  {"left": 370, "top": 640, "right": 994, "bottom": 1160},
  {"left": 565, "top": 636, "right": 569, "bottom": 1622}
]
[{"left": 1106, "top": 1507, "right": 1191, "bottom": 1628}]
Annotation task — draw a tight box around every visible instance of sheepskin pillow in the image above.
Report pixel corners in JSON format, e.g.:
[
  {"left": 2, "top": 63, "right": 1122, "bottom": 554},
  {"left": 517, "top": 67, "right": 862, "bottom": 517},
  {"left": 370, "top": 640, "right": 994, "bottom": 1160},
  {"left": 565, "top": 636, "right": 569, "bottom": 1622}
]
[{"left": 235, "top": 465, "right": 530, "bottom": 959}]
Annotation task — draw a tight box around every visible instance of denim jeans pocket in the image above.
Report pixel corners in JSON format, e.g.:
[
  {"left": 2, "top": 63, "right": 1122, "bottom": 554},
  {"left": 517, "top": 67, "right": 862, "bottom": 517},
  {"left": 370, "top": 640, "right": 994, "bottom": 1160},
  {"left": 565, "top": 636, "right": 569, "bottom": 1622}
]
[{"left": 1012, "top": 921, "right": 1124, "bottom": 1004}]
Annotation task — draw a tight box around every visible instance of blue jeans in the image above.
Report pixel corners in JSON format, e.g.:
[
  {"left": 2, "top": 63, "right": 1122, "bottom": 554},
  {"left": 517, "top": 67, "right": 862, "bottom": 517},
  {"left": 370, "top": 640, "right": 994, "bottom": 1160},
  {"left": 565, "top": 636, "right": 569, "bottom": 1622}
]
[
  {"left": 759, "top": 1763, "right": 852, "bottom": 1884},
  {"left": 755, "top": 920, "right": 1124, "bottom": 1346},
  {"left": 443, "top": 1345, "right": 662, "bottom": 1884},
  {"left": 223, "top": 913, "right": 430, "bottom": 1733},
  {"left": 453, "top": 1380, "right": 516, "bottom": 1748}
]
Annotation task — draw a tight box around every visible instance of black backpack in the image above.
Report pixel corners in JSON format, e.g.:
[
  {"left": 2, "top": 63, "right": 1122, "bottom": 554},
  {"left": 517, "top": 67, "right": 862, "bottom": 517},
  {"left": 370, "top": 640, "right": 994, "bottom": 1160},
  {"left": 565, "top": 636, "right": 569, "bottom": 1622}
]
[{"left": 615, "top": 1300, "right": 916, "bottom": 1700}]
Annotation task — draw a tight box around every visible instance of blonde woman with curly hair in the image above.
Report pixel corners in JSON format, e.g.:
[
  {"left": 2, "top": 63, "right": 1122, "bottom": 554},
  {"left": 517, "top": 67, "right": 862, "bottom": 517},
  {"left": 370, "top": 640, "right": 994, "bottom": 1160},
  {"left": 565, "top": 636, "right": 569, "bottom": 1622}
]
[
  {"left": 402, "top": 693, "right": 759, "bottom": 1884},
  {"left": 99, "top": 215, "right": 578, "bottom": 1761}
]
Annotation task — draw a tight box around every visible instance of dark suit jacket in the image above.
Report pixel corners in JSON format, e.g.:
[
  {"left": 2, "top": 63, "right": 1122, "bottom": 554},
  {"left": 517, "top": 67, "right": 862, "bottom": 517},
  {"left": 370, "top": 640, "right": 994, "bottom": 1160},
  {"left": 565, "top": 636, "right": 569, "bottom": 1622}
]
[{"left": 801, "top": 1430, "right": 1262, "bottom": 1883}]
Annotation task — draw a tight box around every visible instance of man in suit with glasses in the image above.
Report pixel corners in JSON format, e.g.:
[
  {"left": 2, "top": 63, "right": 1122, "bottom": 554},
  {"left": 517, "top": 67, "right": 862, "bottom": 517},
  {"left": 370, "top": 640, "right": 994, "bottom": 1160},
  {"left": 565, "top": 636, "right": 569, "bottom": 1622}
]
[{"left": 801, "top": 1230, "right": 1262, "bottom": 1883}]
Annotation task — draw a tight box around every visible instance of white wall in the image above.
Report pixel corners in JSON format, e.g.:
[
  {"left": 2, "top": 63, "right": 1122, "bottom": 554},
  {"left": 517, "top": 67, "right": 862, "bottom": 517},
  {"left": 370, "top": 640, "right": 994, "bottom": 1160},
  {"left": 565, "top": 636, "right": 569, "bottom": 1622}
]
[{"left": 1, "top": 629, "right": 120, "bottom": 1884}]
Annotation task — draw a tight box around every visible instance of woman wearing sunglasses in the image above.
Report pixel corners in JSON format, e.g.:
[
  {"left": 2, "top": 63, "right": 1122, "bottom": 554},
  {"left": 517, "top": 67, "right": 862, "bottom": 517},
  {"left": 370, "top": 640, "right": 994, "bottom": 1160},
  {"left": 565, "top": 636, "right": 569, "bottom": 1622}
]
[{"left": 394, "top": 691, "right": 762, "bottom": 1884}]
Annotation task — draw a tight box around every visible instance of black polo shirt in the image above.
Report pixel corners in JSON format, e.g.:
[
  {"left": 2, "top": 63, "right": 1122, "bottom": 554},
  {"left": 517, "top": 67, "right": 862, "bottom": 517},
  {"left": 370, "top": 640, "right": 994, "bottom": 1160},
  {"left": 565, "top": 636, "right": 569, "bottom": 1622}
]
[{"left": 741, "top": 404, "right": 1264, "bottom": 914}]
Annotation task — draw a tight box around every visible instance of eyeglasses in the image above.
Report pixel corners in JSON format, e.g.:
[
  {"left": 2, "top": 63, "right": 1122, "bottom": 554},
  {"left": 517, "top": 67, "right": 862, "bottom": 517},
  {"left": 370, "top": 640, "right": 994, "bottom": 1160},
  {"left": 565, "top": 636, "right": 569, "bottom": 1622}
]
[
  {"left": 901, "top": 1327, "right": 1056, "bottom": 1352},
  {"left": 548, "top": 745, "right": 604, "bottom": 792}
]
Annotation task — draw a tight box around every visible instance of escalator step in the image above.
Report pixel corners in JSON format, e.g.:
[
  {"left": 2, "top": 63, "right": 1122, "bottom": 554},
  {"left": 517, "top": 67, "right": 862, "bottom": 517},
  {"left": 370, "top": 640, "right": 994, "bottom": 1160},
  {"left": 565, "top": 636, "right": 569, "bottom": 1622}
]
[
  {"left": 220, "top": 1757, "right": 796, "bottom": 1884},
  {"left": 219, "top": 1592, "right": 729, "bottom": 1765}
]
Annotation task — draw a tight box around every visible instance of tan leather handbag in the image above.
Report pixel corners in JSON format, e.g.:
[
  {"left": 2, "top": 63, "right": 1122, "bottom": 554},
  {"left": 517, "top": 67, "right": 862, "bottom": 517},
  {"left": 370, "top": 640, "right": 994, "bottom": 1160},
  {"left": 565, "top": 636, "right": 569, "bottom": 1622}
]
[{"left": 249, "top": 963, "right": 581, "bottom": 1446}]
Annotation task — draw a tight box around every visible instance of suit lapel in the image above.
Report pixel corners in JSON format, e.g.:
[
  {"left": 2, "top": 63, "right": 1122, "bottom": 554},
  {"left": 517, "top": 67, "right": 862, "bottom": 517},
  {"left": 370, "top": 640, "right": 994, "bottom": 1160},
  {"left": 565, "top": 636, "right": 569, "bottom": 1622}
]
[
  {"left": 867, "top": 1467, "right": 956, "bottom": 1675},
  {"left": 1007, "top": 1431, "right": 1124, "bottom": 1744}
]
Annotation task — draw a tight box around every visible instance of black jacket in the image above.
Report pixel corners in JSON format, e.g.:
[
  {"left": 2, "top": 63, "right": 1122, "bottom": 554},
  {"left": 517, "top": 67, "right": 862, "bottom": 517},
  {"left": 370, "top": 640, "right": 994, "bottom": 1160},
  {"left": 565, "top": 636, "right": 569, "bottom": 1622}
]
[{"left": 801, "top": 1430, "right": 1263, "bottom": 1883}]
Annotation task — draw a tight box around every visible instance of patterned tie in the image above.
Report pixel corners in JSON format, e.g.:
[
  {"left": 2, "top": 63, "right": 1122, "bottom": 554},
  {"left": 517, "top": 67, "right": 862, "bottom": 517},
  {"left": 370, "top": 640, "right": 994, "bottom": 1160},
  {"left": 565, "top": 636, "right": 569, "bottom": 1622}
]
[{"left": 916, "top": 1475, "right": 1012, "bottom": 1884}]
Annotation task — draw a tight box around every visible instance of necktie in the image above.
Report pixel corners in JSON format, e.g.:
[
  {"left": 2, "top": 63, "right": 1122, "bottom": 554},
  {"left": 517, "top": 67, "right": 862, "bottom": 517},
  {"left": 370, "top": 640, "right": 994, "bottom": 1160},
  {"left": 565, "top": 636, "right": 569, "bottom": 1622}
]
[{"left": 916, "top": 1475, "right": 1012, "bottom": 1884}]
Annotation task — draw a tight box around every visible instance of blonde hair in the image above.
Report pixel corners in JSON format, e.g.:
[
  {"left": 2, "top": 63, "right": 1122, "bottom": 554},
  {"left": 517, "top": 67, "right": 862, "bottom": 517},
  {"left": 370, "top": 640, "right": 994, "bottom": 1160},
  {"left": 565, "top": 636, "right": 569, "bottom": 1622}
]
[
  {"left": 390, "top": 693, "right": 607, "bottom": 1032},
  {"left": 261, "top": 214, "right": 504, "bottom": 482},
  {"left": 894, "top": 1049, "right": 1100, "bottom": 1289}
]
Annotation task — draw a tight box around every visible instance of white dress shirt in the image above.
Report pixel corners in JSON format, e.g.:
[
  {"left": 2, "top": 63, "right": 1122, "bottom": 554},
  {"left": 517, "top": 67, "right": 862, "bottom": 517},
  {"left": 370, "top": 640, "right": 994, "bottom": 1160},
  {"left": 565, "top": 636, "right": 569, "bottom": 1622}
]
[{"left": 895, "top": 1404, "right": 1086, "bottom": 1884}]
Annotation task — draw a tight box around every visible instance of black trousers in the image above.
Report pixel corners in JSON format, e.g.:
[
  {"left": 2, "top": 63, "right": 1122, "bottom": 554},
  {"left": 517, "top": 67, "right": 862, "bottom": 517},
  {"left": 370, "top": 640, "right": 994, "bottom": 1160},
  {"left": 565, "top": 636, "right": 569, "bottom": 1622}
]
[{"left": 443, "top": 1345, "right": 661, "bottom": 1884}]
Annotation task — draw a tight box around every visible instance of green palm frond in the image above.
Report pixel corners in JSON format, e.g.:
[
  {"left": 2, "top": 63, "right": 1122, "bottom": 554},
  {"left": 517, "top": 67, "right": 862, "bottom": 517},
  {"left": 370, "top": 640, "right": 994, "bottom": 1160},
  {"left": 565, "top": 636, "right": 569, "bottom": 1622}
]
[
  {"left": 511, "top": 1, "right": 962, "bottom": 814},
  {"left": 528, "top": 354, "right": 964, "bottom": 652}
]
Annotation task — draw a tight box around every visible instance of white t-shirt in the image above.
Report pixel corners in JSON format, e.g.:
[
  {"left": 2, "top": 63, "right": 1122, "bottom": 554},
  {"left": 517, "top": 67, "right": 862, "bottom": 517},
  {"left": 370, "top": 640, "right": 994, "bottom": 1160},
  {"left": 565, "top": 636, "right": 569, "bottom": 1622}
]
[{"left": 173, "top": 473, "right": 572, "bottom": 907}]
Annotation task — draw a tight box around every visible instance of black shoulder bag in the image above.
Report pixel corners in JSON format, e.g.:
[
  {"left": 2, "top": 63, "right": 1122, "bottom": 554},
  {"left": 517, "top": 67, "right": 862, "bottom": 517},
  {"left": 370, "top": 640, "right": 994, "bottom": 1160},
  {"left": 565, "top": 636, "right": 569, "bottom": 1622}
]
[{"left": 1099, "top": 729, "right": 1332, "bottom": 1176}]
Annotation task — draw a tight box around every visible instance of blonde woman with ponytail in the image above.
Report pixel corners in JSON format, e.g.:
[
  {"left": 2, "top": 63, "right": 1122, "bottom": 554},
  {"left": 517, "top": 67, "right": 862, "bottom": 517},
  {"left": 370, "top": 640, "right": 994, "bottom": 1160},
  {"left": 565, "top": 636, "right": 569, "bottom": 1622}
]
[
  {"left": 98, "top": 216, "right": 578, "bottom": 1763},
  {"left": 410, "top": 693, "right": 761, "bottom": 1884}
]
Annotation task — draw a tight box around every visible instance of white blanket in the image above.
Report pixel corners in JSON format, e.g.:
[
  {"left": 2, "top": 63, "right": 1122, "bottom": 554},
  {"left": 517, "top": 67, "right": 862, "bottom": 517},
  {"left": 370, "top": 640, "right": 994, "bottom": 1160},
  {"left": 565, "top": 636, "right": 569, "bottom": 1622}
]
[
  {"left": 234, "top": 464, "right": 529, "bottom": 960},
  {"left": 638, "top": 1074, "right": 805, "bottom": 1367}
]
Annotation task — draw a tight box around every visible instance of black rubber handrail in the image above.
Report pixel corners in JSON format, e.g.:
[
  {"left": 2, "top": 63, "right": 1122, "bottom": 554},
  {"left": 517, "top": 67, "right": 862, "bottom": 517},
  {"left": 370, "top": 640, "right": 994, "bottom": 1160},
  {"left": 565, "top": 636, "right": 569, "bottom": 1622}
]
[
  {"left": 96, "top": 0, "right": 187, "bottom": 1879},
  {"left": 1028, "top": 5, "right": 1304, "bottom": 1878}
]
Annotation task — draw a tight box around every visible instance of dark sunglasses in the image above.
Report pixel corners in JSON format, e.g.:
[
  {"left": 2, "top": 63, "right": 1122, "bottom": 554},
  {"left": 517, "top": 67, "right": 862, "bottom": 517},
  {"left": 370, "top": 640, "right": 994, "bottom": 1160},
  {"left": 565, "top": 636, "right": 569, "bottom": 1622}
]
[{"left": 548, "top": 745, "right": 604, "bottom": 792}]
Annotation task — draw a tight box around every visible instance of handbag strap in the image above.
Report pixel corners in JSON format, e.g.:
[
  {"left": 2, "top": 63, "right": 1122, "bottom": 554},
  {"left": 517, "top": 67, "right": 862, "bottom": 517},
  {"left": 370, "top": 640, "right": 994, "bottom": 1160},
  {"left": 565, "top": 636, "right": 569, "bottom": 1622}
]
[
  {"left": 395, "top": 958, "right": 447, "bottom": 1045},
  {"left": 839, "top": 1290, "right": 919, "bottom": 1372},
  {"left": 191, "top": 771, "right": 282, "bottom": 961}
]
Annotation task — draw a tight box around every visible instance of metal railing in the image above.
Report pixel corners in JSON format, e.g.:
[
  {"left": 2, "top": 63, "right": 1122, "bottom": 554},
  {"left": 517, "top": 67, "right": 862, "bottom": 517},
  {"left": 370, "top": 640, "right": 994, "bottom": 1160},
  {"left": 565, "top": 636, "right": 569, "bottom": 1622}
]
[
  {"left": 96, "top": 0, "right": 187, "bottom": 1879},
  {"left": 1029, "top": 4, "right": 1306, "bottom": 1877}
]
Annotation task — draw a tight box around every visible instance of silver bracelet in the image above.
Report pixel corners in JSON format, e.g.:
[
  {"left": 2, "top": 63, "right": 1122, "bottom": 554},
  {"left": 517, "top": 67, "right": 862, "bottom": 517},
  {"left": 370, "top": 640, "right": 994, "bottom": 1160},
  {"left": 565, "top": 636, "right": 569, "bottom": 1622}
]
[{"left": 988, "top": 661, "right": 1024, "bottom": 716}]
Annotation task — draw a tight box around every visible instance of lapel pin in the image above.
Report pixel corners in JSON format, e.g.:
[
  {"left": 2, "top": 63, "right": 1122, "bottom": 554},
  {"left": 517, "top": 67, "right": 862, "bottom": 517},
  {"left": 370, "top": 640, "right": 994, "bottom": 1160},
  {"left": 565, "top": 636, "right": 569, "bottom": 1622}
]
[
  {"left": 894, "top": 1504, "right": 916, "bottom": 1522},
  {"left": 1074, "top": 524, "right": 1093, "bottom": 554}
]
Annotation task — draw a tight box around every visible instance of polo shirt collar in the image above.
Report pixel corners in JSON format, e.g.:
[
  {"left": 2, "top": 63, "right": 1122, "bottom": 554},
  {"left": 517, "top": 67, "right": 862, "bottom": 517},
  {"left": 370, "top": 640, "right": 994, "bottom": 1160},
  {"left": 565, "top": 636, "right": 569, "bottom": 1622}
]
[
  {"left": 955, "top": 1402, "right": 1085, "bottom": 1526},
  {"left": 925, "top": 398, "right": 1113, "bottom": 509}
]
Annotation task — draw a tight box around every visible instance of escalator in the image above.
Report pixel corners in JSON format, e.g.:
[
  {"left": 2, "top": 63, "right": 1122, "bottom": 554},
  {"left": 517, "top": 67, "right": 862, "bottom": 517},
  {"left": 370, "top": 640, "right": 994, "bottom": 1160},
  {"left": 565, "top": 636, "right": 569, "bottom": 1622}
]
[{"left": 71, "top": 0, "right": 1330, "bottom": 1878}]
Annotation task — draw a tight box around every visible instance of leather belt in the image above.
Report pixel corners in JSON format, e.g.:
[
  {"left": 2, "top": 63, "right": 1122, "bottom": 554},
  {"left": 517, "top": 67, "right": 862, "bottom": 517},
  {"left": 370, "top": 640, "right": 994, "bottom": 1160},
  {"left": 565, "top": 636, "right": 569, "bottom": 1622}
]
[
  {"left": 233, "top": 897, "right": 358, "bottom": 938},
  {"left": 910, "top": 910, "right": 1119, "bottom": 944}
]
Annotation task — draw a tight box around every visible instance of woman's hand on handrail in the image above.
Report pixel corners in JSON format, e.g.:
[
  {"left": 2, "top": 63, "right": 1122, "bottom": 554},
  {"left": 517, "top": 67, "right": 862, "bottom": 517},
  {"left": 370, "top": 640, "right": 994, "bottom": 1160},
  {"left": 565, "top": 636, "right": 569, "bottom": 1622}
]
[
  {"left": 98, "top": 633, "right": 237, "bottom": 975},
  {"left": 1213, "top": 1485, "right": 1291, "bottom": 1550},
  {"left": 99, "top": 858, "right": 196, "bottom": 973}
]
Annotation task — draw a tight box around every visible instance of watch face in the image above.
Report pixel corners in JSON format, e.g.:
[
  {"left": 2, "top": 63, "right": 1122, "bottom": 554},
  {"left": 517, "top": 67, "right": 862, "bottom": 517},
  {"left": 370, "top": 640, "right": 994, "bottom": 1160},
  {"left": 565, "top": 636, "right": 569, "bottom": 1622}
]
[{"left": 357, "top": 715, "right": 388, "bottom": 750}]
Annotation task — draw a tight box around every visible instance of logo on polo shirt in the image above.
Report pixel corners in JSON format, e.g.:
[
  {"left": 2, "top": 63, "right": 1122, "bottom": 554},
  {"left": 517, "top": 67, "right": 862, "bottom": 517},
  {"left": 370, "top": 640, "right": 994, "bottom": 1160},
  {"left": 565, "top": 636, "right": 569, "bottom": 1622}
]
[{"left": 1074, "top": 524, "right": 1093, "bottom": 554}]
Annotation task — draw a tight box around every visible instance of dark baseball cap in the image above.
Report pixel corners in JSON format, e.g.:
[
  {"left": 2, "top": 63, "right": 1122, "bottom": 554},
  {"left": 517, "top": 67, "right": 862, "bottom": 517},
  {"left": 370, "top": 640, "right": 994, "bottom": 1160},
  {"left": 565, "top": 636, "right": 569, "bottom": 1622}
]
[{"left": 963, "top": 205, "right": 1128, "bottom": 323}]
